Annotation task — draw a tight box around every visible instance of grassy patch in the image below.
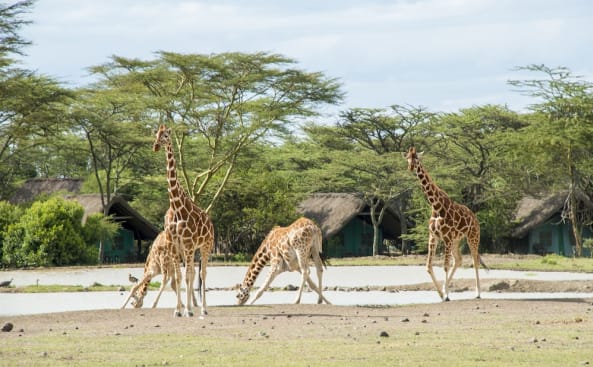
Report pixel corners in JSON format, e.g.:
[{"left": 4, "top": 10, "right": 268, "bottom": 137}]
[{"left": 2, "top": 317, "right": 592, "bottom": 367}]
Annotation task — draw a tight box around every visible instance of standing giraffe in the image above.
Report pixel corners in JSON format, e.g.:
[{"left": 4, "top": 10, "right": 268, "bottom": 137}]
[
  {"left": 404, "top": 146, "right": 485, "bottom": 301},
  {"left": 236, "top": 217, "right": 331, "bottom": 305},
  {"left": 121, "top": 230, "right": 181, "bottom": 309},
  {"left": 153, "top": 124, "right": 215, "bottom": 316}
]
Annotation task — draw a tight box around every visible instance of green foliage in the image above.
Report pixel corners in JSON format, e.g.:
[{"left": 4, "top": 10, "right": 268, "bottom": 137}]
[
  {"left": 211, "top": 149, "right": 300, "bottom": 254},
  {"left": 89, "top": 51, "right": 343, "bottom": 212},
  {"left": 1, "top": 197, "right": 99, "bottom": 267},
  {"left": 82, "top": 213, "right": 120, "bottom": 250},
  {"left": 0, "top": 200, "right": 23, "bottom": 262}
]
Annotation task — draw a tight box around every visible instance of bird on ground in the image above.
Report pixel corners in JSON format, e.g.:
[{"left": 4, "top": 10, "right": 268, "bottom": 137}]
[
  {"left": 128, "top": 274, "right": 138, "bottom": 283},
  {"left": 0, "top": 278, "right": 13, "bottom": 287}
]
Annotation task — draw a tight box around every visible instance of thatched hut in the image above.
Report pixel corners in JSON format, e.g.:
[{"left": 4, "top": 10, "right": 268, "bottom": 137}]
[
  {"left": 298, "top": 193, "right": 403, "bottom": 257},
  {"left": 10, "top": 178, "right": 158, "bottom": 263},
  {"left": 511, "top": 191, "right": 593, "bottom": 256}
]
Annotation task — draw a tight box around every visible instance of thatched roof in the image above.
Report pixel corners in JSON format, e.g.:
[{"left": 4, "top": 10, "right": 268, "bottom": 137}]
[
  {"left": 511, "top": 192, "right": 567, "bottom": 238},
  {"left": 9, "top": 178, "right": 83, "bottom": 204},
  {"left": 9, "top": 178, "right": 158, "bottom": 241},
  {"left": 64, "top": 194, "right": 158, "bottom": 241},
  {"left": 512, "top": 191, "right": 593, "bottom": 239},
  {"left": 298, "top": 193, "right": 401, "bottom": 239}
]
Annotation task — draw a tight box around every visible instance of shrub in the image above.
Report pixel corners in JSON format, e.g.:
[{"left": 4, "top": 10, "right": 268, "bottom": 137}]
[{"left": 2, "top": 198, "right": 98, "bottom": 267}]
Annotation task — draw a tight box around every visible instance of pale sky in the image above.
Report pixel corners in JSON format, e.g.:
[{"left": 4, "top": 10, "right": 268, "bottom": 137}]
[{"left": 17, "top": 0, "right": 593, "bottom": 114}]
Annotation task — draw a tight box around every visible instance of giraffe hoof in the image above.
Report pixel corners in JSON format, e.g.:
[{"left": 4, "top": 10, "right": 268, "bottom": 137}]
[
  {"left": 444, "top": 297, "right": 450, "bottom": 302},
  {"left": 173, "top": 311, "right": 182, "bottom": 317}
]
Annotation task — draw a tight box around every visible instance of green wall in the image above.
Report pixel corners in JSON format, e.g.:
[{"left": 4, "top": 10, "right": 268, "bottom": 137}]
[{"left": 326, "top": 217, "right": 380, "bottom": 258}]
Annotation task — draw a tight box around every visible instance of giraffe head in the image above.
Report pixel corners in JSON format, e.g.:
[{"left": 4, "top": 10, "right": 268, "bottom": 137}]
[
  {"left": 153, "top": 124, "right": 172, "bottom": 152},
  {"left": 404, "top": 146, "right": 423, "bottom": 171},
  {"left": 130, "top": 288, "right": 147, "bottom": 308},
  {"left": 236, "top": 286, "right": 250, "bottom": 305}
]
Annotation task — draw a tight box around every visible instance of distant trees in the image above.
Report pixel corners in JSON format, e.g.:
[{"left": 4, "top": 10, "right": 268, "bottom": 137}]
[
  {"left": 509, "top": 65, "right": 593, "bottom": 256},
  {"left": 0, "top": 1, "right": 72, "bottom": 198}
]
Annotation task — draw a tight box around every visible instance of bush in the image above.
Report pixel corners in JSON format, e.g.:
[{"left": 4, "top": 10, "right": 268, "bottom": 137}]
[
  {"left": 2, "top": 197, "right": 98, "bottom": 267},
  {"left": 0, "top": 201, "right": 23, "bottom": 265}
]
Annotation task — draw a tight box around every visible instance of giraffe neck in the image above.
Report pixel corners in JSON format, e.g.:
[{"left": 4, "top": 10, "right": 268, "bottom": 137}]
[
  {"left": 164, "top": 143, "right": 190, "bottom": 212},
  {"left": 135, "top": 252, "right": 153, "bottom": 298},
  {"left": 241, "top": 243, "right": 271, "bottom": 290},
  {"left": 415, "top": 162, "right": 451, "bottom": 212}
]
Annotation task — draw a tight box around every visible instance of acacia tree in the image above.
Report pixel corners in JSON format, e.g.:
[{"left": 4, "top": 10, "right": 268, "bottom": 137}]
[
  {"left": 509, "top": 65, "right": 593, "bottom": 256},
  {"left": 0, "top": 0, "right": 72, "bottom": 198},
  {"left": 428, "top": 105, "right": 527, "bottom": 252},
  {"left": 89, "top": 52, "right": 343, "bottom": 212},
  {"left": 69, "top": 88, "right": 152, "bottom": 210},
  {"left": 305, "top": 105, "right": 432, "bottom": 255}
]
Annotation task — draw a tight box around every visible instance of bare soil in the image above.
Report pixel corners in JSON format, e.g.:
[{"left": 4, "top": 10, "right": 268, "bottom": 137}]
[{"left": 1, "top": 278, "right": 591, "bottom": 338}]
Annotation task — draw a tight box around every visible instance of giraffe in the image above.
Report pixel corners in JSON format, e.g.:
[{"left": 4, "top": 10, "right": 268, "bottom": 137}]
[
  {"left": 153, "top": 124, "right": 215, "bottom": 317},
  {"left": 236, "top": 217, "right": 331, "bottom": 305},
  {"left": 121, "top": 230, "right": 181, "bottom": 309},
  {"left": 404, "top": 146, "right": 486, "bottom": 301}
]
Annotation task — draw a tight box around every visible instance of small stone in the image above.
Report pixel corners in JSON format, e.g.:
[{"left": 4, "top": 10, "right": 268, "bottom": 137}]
[
  {"left": 400, "top": 317, "right": 409, "bottom": 322},
  {"left": 379, "top": 331, "right": 389, "bottom": 337},
  {"left": 2, "top": 322, "right": 14, "bottom": 332},
  {"left": 423, "top": 313, "right": 430, "bottom": 317}
]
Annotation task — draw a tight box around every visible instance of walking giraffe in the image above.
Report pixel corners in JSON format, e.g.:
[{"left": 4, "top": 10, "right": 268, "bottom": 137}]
[
  {"left": 153, "top": 124, "right": 215, "bottom": 316},
  {"left": 236, "top": 217, "right": 331, "bottom": 305},
  {"left": 404, "top": 146, "right": 486, "bottom": 301},
  {"left": 121, "top": 231, "right": 181, "bottom": 309}
]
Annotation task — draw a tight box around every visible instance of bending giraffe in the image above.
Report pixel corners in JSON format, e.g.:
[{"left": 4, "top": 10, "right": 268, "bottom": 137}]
[
  {"left": 404, "top": 146, "right": 487, "bottom": 301},
  {"left": 236, "top": 217, "right": 331, "bottom": 305},
  {"left": 153, "top": 125, "right": 215, "bottom": 317},
  {"left": 121, "top": 231, "right": 181, "bottom": 309}
]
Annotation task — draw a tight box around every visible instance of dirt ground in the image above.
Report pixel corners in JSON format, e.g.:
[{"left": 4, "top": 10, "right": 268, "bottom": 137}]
[
  {"left": 1, "top": 278, "right": 592, "bottom": 338},
  {"left": 1, "top": 296, "right": 591, "bottom": 340}
]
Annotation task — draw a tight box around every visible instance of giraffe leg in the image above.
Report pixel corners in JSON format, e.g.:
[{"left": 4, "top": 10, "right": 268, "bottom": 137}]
[
  {"left": 151, "top": 272, "right": 169, "bottom": 308},
  {"left": 426, "top": 233, "right": 445, "bottom": 301},
  {"left": 170, "top": 258, "right": 184, "bottom": 317},
  {"left": 294, "top": 268, "right": 309, "bottom": 304},
  {"left": 198, "top": 253, "right": 208, "bottom": 316},
  {"left": 311, "top": 252, "right": 330, "bottom": 304},
  {"left": 443, "top": 240, "right": 462, "bottom": 302},
  {"left": 250, "top": 262, "right": 282, "bottom": 305},
  {"left": 468, "top": 238, "right": 482, "bottom": 299},
  {"left": 183, "top": 257, "right": 196, "bottom": 317}
]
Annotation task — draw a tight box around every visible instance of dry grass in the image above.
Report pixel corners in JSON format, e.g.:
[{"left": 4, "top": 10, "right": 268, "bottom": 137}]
[{"left": 1, "top": 300, "right": 592, "bottom": 366}]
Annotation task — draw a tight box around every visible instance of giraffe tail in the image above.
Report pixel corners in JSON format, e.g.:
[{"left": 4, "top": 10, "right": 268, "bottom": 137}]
[
  {"left": 479, "top": 255, "right": 490, "bottom": 272},
  {"left": 320, "top": 252, "right": 330, "bottom": 269}
]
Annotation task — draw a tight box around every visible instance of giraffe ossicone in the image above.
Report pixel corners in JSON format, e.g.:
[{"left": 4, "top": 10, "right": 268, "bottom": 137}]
[
  {"left": 153, "top": 124, "right": 215, "bottom": 317},
  {"left": 405, "top": 146, "right": 486, "bottom": 301},
  {"left": 236, "top": 217, "right": 331, "bottom": 306}
]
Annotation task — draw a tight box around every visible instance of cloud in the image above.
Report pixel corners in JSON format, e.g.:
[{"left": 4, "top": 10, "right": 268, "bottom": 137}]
[{"left": 18, "top": 0, "right": 593, "bottom": 111}]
